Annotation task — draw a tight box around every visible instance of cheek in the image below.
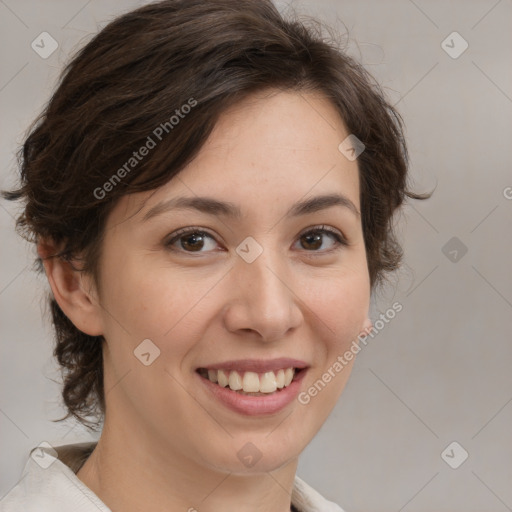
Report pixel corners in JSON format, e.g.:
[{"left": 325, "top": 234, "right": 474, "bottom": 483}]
[
  {"left": 298, "top": 271, "right": 369, "bottom": 415},
  {"left": 99, "top": 256, "right": 219, "bottom": 367},
  {"left": 306, "top": 267, "right": 370, "bottom": 344},
  {"left": 100, "top": 257, "right": 184, "bottom": 332},
  {"left": 98, "top": 259, "right": 209, "bottom": 411}
]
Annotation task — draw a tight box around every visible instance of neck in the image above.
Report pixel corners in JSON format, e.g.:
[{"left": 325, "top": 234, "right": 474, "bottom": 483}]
[{"left": 76, "top": 416, "right": 299, "bottom": 512}]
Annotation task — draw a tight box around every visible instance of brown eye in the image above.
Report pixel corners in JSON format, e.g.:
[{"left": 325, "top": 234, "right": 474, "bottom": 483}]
[
  {"left": 165, "top": 229, "right": 218, "bottom": 253},
  {"left": 300, "top": 231, "right": 323, "bottom": 250},
  {"left": 165, "top": 225, "right": 347, "bottom": 255},
  {"left": 295, "top": 227, "right": 347, "bottom": 252},
  {"left": 180, "top": 232, "right": 206, "bottom": 251}
]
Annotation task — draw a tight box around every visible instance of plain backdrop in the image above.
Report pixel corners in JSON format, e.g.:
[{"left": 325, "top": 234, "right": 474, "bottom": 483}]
[{"left": 1, "top": 1, "right": 511, "bottom": 511}]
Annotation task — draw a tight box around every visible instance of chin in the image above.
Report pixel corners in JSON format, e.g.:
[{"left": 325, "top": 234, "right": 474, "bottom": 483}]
[{"left": 202, "top": 431, "right": 307, "bottom": 475}]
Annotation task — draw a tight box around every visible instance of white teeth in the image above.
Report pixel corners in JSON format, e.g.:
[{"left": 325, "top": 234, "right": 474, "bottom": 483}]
[
  {"left": 204, "top": 367, "right": 296, "bottom": 393},
  {"left": 284, "top": 368, "right": 294, "bottom": 387},
  {"left": 276, "top": 369, "right": 285, "bottom": 389},
  {"left": 228, "top": 371, "right": 243, "bottom": 391},
  {"left": 217, "top": 369, "right": 229, "bottom": 388},
  {"left": 242, "top": 371, "right": 260, "bottom": 392},
  {"left": 260, "top": 371, "right": 277, "bottom": 393}
]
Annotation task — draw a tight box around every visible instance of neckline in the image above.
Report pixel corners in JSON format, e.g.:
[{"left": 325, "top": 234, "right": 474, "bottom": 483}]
[{"left": 50, "top": 442, "right": 310, "bottom": 512}]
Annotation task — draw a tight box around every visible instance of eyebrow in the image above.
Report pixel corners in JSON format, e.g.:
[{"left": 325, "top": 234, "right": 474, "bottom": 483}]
[{"left": 142, "top": 192, "right": 360, "bottom": 222}]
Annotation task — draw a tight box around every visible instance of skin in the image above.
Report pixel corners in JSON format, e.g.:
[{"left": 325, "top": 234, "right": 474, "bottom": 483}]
[{"left": 40, "top": 89, "right": 373, "bottom": 512}]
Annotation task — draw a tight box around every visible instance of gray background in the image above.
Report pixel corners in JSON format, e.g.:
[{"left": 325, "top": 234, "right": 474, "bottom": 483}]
[{"left": 1, "top": 1, "right": 511, "bottom": 510}]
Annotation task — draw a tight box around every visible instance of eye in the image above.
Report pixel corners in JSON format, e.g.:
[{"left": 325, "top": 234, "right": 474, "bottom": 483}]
[
  {"left": 164, "top": 225, "right": 348, "bottom": 254},
  {"left": 165, "top": 227, "right": 219, "bottom": 253},
  {"left": 294, "top": 225, "right": 348, "bottom": 253}
]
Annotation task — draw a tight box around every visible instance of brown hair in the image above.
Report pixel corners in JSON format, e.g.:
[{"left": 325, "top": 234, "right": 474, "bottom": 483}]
[{"left": 3, "top": 0, "right": 431, "bottom": 430}]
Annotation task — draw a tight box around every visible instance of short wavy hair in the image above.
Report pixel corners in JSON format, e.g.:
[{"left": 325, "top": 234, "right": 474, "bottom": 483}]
[{"left": 3, "top": 0, "right": 431, "bottom": 430}]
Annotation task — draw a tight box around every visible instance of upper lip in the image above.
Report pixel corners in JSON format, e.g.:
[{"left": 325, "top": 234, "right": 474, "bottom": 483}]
[{"left": 196, "top": 358, "right": 309, "bottom": 373}]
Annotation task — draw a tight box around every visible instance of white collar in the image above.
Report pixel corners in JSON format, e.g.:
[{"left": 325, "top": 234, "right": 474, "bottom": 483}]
[{"left": 1, "top": 442, "right": 344, "bottom": 512}]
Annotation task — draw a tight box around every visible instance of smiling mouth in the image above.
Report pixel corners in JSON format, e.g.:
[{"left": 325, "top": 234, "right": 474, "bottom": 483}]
[{"left": 196, "top": 367, "right": 305, "bottom": 396}]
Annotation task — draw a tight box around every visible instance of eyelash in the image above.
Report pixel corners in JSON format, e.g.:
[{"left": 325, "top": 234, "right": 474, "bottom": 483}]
[{"left": 164, "top": 225, "right": 348, "bottom": 255}]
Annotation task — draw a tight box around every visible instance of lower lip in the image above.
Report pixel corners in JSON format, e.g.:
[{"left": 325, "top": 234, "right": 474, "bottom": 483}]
[{"left": 197, "top": 370, "right": 307, "bottom": 416}]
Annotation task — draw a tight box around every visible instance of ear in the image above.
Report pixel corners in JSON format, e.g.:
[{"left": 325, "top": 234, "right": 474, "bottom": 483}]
[{"left": 37, "top": 239, "right": 104, "bottom": 336}]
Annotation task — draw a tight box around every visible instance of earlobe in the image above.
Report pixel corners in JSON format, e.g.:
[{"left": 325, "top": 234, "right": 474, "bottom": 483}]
[{"left": 37, "top": 239, "right": 104, "bottom": 336}]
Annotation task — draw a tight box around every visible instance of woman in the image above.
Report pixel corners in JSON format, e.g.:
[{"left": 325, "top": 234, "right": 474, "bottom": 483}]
[{"left": 1, "top": 0, "right": 430, "bottom": 510}]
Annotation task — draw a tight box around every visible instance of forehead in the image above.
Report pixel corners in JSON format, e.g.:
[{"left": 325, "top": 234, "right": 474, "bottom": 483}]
[
  {"left": 200, "top": 88, "right": 355, "bottom": 171},
  {"left": 113, "top": 89, "right": 361, "bottom": 224}
]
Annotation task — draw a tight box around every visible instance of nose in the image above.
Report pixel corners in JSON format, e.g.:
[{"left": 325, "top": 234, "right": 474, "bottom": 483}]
[{"left": 222, "top": 245, "right": 303, "bottom": 342}]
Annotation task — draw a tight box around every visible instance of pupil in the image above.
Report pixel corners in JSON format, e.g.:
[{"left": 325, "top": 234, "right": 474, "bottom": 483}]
[
  {"left": 183, "top": 233, "right": 204, "bottom": 251},
  {"left": 303, "top": 232, "right": 321, "bottom": 250}
]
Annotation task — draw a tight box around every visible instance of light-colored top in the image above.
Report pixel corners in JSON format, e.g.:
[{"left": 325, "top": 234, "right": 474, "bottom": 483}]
[{"left": 0, "top": 442, "right": 345, "bottom": 512}]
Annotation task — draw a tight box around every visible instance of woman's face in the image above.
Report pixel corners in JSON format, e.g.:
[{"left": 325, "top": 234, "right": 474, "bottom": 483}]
[{"left": 93, "top": 89, "right": 371, "bottom": 474}]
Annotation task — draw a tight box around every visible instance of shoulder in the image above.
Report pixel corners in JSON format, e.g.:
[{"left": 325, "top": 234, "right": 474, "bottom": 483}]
[
  {"left": 0, "top": 442, "right": 109, "bottom": 512},
  {"left": 292, "top": 475, "right": 347, "bottom": 512}
]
